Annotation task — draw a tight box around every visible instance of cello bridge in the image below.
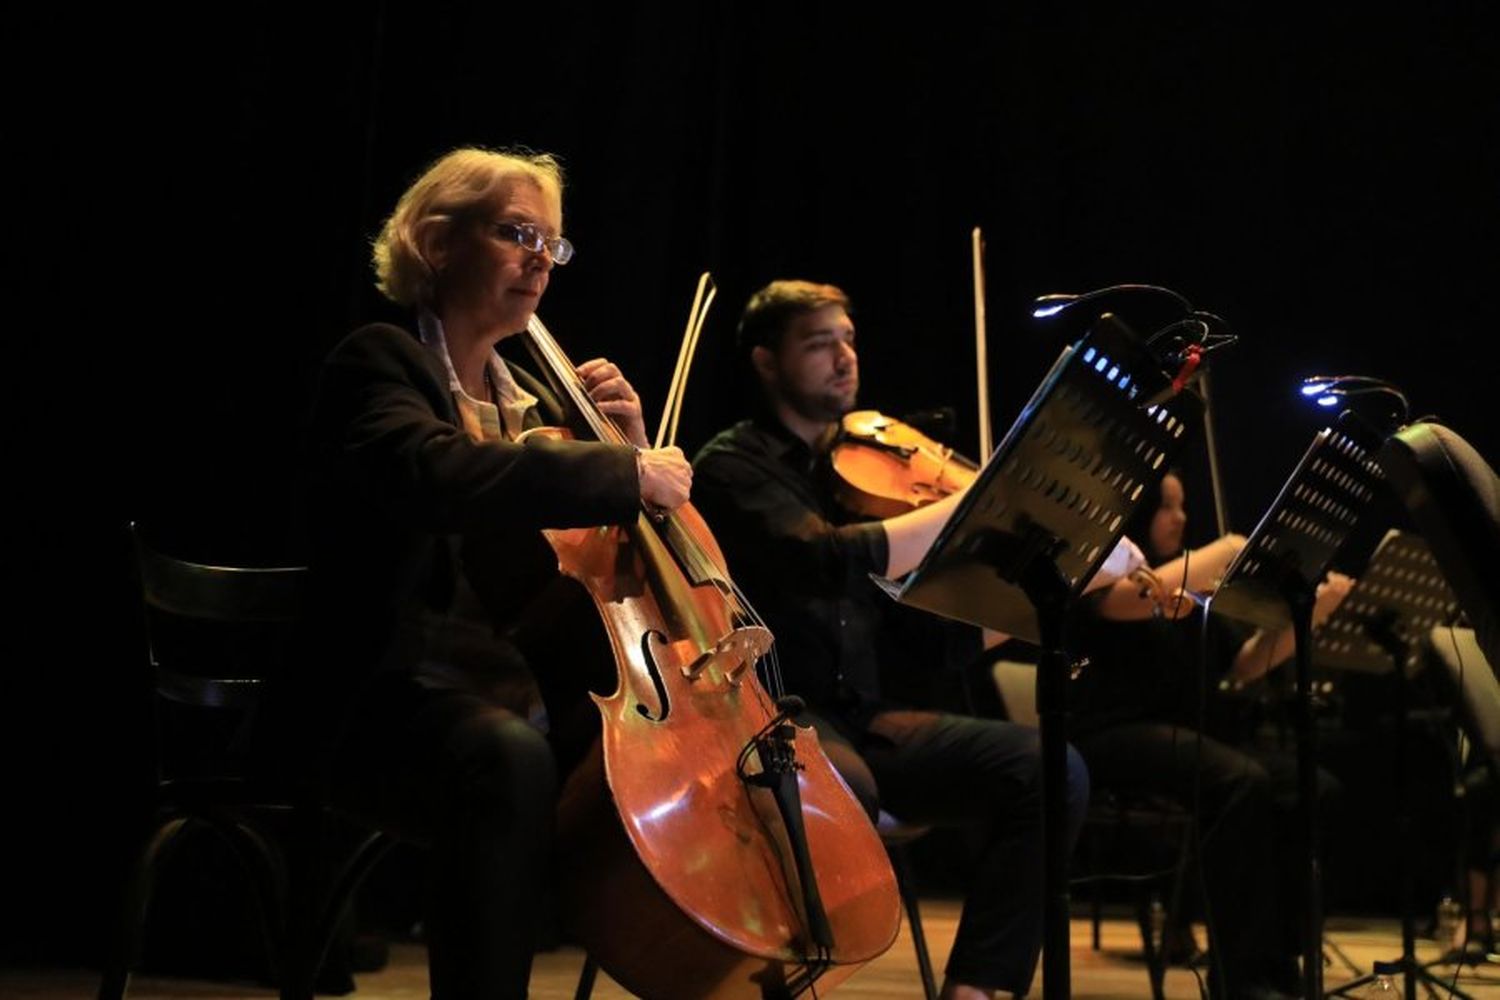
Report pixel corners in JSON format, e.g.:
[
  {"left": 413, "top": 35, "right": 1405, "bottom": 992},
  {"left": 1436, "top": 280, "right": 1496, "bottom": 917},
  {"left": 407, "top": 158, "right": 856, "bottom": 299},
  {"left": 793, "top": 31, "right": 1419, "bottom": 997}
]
[{"left": 681, "top": 625, "right": 774, "bottom": 686}]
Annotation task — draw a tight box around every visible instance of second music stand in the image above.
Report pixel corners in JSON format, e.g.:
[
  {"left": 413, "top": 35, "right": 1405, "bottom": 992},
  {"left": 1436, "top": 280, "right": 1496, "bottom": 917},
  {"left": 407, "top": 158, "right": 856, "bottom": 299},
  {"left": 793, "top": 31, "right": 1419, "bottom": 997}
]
[
  {"left": 1316, "top": 530, "right": 1468, "bottom": 999},
  {"left": 1211, "top": 423, "right": 1386, "bottom": 998},
  {"left": 882, "top": 312, "right": 1203, "bottom": 998}
]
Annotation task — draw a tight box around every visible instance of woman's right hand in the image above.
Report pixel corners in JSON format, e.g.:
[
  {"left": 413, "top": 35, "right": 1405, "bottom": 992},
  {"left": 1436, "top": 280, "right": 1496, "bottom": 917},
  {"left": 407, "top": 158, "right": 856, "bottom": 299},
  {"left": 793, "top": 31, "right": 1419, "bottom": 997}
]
[{"left": 638, "top": 446, "right": 693, "bottom": 513}]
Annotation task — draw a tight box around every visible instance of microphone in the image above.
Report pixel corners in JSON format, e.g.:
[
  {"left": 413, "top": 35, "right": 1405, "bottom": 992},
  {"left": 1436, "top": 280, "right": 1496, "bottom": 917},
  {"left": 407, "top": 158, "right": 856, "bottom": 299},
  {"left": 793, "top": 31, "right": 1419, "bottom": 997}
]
[
  {"left": 773, "top": 694, "right": 805, "bottom": 718},
  {"left": 739, "top": 694, "right": 809, "bottom": 786}
]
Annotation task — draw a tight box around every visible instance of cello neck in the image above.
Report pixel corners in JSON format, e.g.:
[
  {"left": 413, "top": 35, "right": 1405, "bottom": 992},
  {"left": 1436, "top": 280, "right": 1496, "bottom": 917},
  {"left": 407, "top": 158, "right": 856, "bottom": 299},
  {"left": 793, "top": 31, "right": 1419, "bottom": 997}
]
[{"left": 523, "top": 313, "right": 631, "bottom": 446}]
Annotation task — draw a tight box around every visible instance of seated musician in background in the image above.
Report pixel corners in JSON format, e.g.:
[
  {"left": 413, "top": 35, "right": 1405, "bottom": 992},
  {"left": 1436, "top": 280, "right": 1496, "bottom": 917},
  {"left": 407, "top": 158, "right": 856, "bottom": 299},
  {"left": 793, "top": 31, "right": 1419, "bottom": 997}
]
[
  {"left": 1068, "top": 470, "right": 1351, "bottom": 1000},
  {"left": 304, "top": 147, "right": 692, "bottom": 998},
  {"left": 692, "top": 279, "right": 1098, "bottom": 1000}
]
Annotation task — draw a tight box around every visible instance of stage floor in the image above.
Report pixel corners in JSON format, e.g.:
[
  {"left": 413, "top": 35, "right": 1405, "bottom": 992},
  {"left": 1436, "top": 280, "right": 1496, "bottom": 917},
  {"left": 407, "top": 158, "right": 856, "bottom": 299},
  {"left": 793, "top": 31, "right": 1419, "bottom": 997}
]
[{"left": 7, "top": 903, "right": 1499, "bottom": 998}]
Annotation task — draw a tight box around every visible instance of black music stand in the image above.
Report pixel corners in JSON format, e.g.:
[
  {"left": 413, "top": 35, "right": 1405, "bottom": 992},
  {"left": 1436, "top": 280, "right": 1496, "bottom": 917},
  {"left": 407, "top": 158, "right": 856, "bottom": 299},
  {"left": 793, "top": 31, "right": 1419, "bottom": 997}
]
[
  {"left": 1313, "top": 530, "right": 1471, "bottom": 999},
  {"left": 1312, "top": 530, "right": 1460, "bottom": 678},
  {"left": 1381, "top": 421, "right": 1500, "bottom": 994},
  {"left": 880, "top": 313, "right": 1203, "bottom": 999},
  {"left": 1210, "top": 424, "right": 1386, "bottom": 999}
]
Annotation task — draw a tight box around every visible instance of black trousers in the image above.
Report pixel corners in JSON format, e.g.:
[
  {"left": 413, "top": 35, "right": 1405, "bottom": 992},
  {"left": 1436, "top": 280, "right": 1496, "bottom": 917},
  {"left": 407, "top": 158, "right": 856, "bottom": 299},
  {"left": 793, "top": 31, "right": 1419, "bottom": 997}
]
[
  {"left": 811, "top": 710, "right": 1090, "bottom": 995},
  {"left": 328, "top": 673, "right": 556, "bottom": 1000},
  {"left": 1074, "top": 722, "right": 1319, "bottom": 997}
]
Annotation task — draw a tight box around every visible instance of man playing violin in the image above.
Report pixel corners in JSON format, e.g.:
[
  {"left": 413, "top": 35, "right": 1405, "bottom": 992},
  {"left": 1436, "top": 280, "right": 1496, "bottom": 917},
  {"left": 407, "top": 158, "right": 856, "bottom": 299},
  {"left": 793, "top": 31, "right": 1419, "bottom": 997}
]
[
  {"left": 692, "top": 279, "right": 1092, "bottom": 1000},
  {"left": 304, "top": 146, "right": 692, "bottom": 998}
]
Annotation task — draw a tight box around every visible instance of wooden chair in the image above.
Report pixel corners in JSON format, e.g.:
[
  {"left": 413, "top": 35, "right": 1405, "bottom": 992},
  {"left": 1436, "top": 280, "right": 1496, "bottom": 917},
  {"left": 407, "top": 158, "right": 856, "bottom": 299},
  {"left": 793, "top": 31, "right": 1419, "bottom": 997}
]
[{"left": 98, "top": 525, "right": 393, "bottom": 1000}]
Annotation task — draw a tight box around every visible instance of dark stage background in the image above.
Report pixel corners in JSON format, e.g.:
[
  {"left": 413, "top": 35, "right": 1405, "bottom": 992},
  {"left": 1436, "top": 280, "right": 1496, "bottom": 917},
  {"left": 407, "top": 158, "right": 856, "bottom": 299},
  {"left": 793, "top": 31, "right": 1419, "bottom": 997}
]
[{"left": 7, "top": 4, "right": 1496, "bottom": 969}]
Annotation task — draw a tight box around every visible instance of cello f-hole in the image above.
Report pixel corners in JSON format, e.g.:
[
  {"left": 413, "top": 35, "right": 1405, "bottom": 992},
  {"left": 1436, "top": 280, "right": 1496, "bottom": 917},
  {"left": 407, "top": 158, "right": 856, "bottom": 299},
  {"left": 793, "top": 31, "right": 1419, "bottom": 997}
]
[{"left": 635, "top": 630, "right": 672, "bottom": 722}]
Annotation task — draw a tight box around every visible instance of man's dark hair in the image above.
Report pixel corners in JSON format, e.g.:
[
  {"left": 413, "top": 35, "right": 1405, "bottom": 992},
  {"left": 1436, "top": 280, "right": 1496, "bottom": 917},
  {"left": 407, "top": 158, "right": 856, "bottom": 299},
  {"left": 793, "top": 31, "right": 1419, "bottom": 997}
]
[{"left": 736, "top": 280, "right": 852, "bottom": 354}]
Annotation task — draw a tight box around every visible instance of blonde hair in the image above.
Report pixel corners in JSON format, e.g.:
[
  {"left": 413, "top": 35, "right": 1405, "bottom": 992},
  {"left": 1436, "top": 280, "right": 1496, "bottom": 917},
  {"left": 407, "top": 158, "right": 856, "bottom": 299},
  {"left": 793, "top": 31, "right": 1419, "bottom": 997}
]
[{"left": 372, "top": 147, "right": 564, "bottom": 307}]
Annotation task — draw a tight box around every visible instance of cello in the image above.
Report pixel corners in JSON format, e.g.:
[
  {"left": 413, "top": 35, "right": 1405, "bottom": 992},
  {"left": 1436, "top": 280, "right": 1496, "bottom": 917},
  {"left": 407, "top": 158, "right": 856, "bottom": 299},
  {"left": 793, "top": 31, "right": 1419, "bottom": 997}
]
[{"left": 521, "top": 314, "right": 900, "bottom": 998}]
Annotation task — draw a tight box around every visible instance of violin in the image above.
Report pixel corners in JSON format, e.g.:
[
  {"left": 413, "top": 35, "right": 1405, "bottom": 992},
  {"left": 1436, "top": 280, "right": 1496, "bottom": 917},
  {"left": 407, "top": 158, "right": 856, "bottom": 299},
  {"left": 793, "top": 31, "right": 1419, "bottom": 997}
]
[
  {"left": 830, "top": 410, "right": 979, "bottom": 519},
  {"left": 829, "top": 231, "right": 995, "bottom": 522},
  {"left": 522, "top": 315, "right": 900, "bottom": 998}
]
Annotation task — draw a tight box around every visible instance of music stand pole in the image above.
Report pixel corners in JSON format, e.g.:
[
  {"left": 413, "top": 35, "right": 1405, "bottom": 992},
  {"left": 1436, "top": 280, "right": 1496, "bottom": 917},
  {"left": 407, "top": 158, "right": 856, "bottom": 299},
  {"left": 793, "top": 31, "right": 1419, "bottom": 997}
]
[
  {"left": 1289, "top": 587, "right": 1326, "bottom": 999},
  {"left": 1026, "top": 564, "right": 1075, "bottom": 998},
  {"left": 1197, "top": 368, "right": 1232, "bottom": 538}
]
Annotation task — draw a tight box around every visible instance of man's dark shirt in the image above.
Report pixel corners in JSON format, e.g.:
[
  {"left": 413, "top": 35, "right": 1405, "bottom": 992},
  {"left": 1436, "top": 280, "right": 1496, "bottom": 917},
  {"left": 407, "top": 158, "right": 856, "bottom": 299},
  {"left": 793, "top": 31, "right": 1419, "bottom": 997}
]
[{"left": 694, "top": 415, "right": 974, "bottom": 737}]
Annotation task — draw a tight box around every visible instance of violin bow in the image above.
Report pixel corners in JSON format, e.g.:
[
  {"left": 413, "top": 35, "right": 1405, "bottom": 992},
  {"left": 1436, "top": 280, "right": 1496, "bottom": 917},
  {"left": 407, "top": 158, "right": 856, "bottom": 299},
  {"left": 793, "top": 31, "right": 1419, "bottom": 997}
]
[
  {"left": 655, "top": 271, "right": 717, "bottom": 449},
  {"left": 972, "top": 227, "right": 993, "bottom": 460}
]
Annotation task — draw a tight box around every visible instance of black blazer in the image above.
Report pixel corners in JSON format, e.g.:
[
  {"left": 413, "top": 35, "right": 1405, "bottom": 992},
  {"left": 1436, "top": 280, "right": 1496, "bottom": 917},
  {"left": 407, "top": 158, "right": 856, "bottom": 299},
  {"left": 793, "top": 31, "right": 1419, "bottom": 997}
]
[{"left": 306, "top": 322, "right": 640, "bottom": 701}]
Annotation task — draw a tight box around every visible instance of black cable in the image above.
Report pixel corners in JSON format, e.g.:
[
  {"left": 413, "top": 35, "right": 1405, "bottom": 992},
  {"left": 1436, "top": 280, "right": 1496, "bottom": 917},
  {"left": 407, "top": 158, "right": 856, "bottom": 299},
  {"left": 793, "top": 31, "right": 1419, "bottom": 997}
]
[{"left": 1190, "top": 547, "right": 1231, "bottom": 1000}]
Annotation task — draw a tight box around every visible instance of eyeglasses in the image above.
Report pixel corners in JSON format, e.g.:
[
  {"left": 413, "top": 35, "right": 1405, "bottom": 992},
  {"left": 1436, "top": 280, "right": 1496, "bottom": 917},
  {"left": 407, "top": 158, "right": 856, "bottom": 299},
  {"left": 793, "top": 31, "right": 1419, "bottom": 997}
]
[{"left": 487, "top": 220, "right": 574, "bottom": 265}]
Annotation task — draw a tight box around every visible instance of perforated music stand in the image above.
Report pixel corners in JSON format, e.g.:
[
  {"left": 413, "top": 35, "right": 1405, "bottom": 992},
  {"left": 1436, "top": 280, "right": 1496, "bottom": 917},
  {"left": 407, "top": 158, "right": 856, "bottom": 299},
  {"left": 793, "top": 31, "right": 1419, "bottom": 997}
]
[
  {"left": 1313, "top": 530, "right": 1460, "bottom": 677},
  {"left": 1211, "top": 425, "right": 1386, "bottom": 998},
  {"left": 883, "top": 313, "right": 1202, "bottom": 999},
  {"left": 1315, "top": 530, "right": 1472, "bottom": 998}
]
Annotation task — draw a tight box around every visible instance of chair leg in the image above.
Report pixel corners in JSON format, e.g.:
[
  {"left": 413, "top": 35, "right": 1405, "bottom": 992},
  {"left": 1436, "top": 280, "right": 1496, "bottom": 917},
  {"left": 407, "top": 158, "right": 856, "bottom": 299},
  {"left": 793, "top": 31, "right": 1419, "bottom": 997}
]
[
  {"left": 307, "top": 828, "right": 395, "bottom": 994},
  {"left": 888, "top": 845, "right": 938, "bottom": 1000},
  {"left": 279, "top": 803, "right": 324, "bottom": 1000},
  {"left": 1149, "top": 819, "right": 1196, "bottom": 1000},
  {"left": 1091, "top": 884, "right": 1103, "bottom": 952},
  {"left": 575, "top": 955, "right": 598, "bottom": 1000},
  {"left": 1136, "top": 892, "right": 1167, "bottom": 1000},
  {"left": 1089, "top": 817, "right": 1105, "bottom": 951},
  {"left": 97, "top": 817, "right": 191, "bottom": 1000},
  {"left": 193, "top": 810, "right": 292, "bottom": 999}
]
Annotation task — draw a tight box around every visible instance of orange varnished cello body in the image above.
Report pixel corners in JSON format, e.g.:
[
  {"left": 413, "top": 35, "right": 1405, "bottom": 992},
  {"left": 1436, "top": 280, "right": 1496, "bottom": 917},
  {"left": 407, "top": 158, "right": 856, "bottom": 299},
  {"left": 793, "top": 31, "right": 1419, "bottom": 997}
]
[
  {"left": 523, "top": 318, "right": 900, "bottom": 998},
  {"left": 831, "top": 410, "right": 979, "bottom": 519}
]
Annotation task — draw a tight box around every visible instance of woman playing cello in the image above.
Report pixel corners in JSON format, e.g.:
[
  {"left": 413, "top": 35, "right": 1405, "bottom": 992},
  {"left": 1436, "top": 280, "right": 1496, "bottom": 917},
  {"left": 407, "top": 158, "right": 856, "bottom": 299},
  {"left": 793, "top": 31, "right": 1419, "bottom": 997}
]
[{"left": 306, "top": 147, "right": 692, "bottom": 998}]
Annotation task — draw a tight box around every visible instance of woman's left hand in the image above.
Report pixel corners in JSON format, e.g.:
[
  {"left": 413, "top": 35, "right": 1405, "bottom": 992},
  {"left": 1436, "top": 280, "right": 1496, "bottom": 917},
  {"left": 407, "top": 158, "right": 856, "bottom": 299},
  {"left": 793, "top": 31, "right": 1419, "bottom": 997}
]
[
  {"left": 578, "top": 358, "right": 649, "bottom": 448},
  {"left": 1311, "top": 571, "right": 1355, "bottom": 629}
]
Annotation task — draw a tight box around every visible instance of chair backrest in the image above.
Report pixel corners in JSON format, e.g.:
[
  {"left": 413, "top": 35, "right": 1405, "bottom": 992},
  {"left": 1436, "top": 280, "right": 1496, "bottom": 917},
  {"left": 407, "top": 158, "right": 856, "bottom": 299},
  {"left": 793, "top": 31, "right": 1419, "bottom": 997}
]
[
  {"left": 991, "top": 659, "right": 1040, "bottom": 727},
  {"left": 1379, "top": 423, "right": 1500, "bottom": 673},
  {"left": 131, "top": 523, "right": 308, "bottom": 712}
]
